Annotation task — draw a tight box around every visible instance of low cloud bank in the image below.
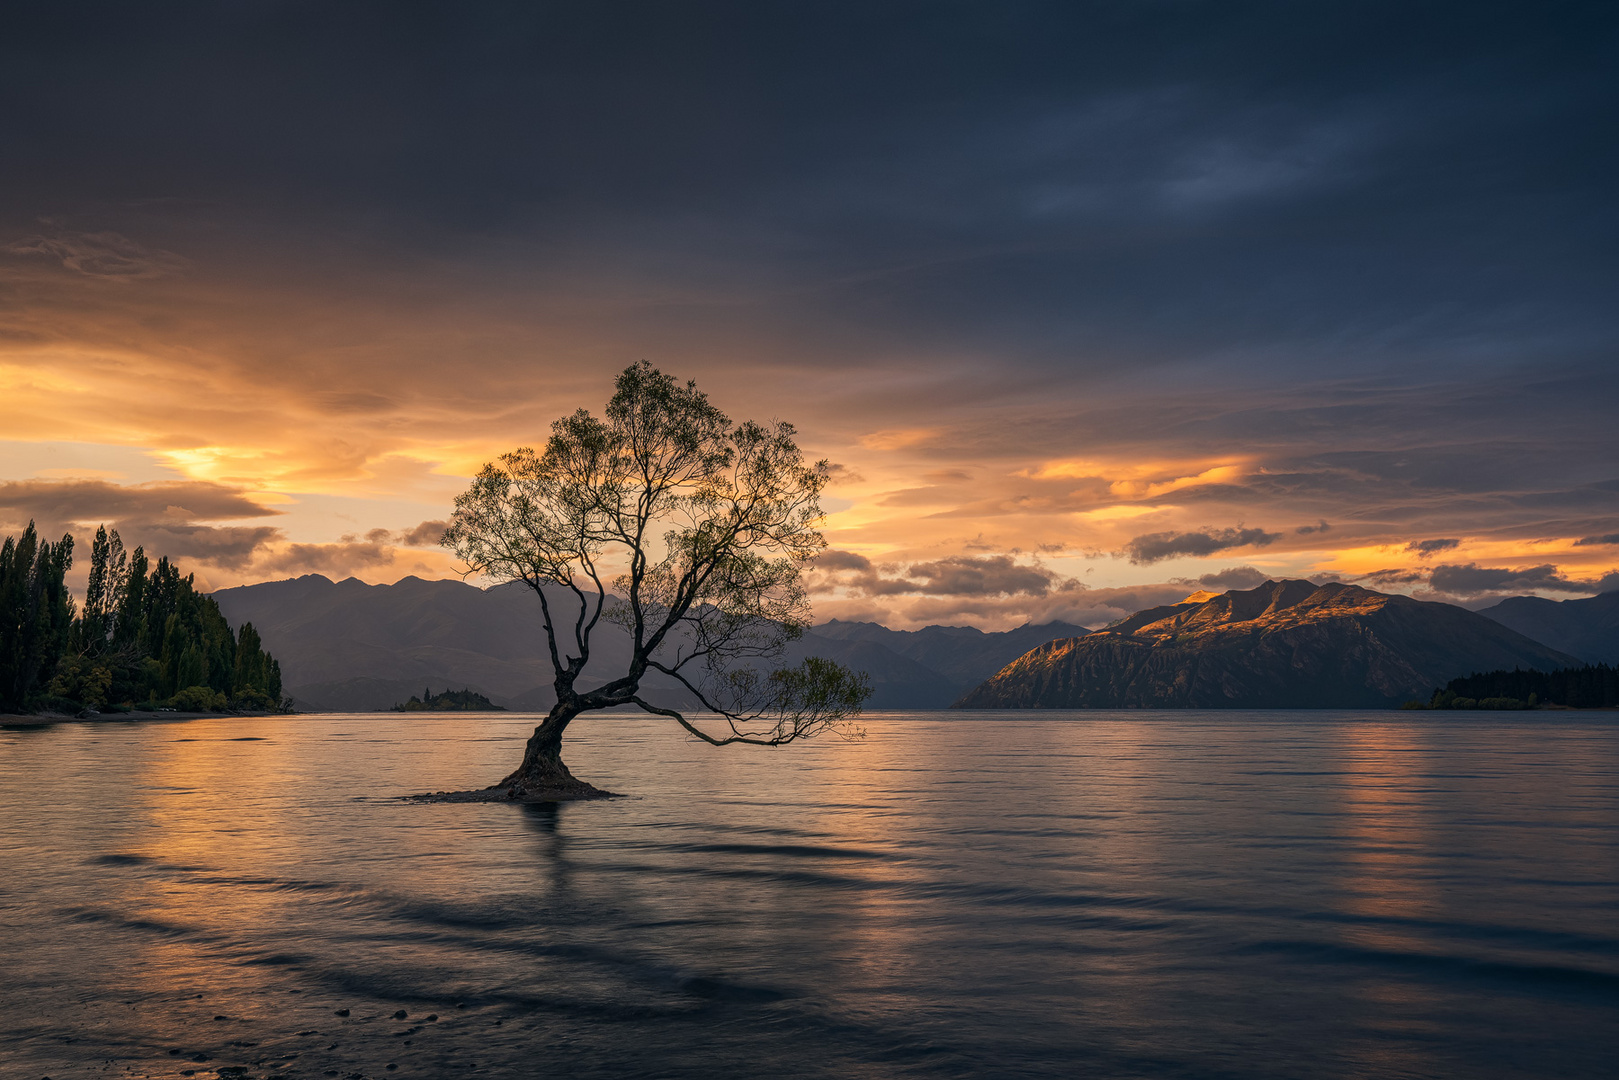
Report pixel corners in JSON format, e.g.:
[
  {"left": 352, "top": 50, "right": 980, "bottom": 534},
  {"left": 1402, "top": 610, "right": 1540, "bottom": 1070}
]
[
  {"left": 0, "top": 479, "right": 451, "bottom": 586},
  {"left": 1122, "top": 526, "right": 1281, "bottom": 564},
  {"left": 812, "top": 551, "right": 1068, "bottom": 598},
  {"left": 1360, "top": 561, "right": 1619, "bottom": 602},
  {"left": 1406, "top": 538, "right": 1460, "bottom": 558},
  {"left": 1184, "top": 565, "right": 1271, "bottom": 590}
]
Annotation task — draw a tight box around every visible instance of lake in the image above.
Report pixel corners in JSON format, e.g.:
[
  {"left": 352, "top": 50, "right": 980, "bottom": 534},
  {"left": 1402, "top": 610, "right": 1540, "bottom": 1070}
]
[{"left": 2, "top": 711, "right": 1616, "bottom": 1079}]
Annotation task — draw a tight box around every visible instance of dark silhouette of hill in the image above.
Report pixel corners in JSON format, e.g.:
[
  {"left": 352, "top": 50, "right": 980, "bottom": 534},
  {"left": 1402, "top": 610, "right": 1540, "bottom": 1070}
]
[
  {"left": 212, "top": 575, "right": 699, "bottom": 712},
  {"left": 210, "top": 575, "right": 1084, "bottom": 711},
  {"left": 955, "top": 580, "right": 1580, "bottom": 709},
  {"left": 1477, "top": 590, "right": 1619, "bottom": 665},
  {"left": 807, "top": 620, "right": 1090, "bottom": 707}
]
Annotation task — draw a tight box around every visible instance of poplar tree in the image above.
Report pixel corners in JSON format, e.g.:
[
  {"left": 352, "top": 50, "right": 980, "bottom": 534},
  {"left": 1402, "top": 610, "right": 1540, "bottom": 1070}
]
[{"left": 0, "top": 522, "right": 75, "bottom": 712}]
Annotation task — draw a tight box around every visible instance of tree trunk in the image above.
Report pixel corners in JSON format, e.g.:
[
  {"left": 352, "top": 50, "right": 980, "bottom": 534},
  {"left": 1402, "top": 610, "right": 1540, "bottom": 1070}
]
[{"left": 495, "top": 701, "right": 612, "bottom": 799}]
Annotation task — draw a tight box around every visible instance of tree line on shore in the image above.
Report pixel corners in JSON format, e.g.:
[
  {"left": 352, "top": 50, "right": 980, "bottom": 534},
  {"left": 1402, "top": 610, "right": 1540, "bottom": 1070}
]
[
  {"left": 0, "top": 521, "right": 286, "bottom": 715},
  {"left": 1405, "top": 663, "right": 1619, "bottom": 710}
]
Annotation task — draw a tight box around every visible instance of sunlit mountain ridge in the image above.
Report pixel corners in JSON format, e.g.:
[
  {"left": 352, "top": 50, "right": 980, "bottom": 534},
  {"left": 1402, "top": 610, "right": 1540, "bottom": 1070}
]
[{"left": 956, "top": 580, "right": 1582, "bottom": 709}]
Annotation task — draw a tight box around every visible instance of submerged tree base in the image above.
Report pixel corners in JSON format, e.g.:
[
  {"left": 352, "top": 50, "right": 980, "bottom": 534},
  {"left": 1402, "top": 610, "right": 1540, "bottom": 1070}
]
[{"left": 407, "top": 780, "right": 622, "bottom": 804}]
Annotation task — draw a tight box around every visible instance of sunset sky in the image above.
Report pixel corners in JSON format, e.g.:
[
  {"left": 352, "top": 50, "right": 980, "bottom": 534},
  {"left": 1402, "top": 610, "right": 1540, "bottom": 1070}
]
[{"left": 2, "top": 2, "right": 1616, "bottom": 629}]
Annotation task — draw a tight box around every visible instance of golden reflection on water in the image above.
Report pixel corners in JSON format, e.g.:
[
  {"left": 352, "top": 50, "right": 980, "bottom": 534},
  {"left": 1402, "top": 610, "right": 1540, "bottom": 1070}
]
[
  {"left": 1328, "top": 722, "right": 1448, "bottom": 1072},
  {"left": 1333, "top": 722, "right": 1439, "bottom": 939},
  {"left": 4, "top": 712, "right": 1616, "bottom": 1080}
]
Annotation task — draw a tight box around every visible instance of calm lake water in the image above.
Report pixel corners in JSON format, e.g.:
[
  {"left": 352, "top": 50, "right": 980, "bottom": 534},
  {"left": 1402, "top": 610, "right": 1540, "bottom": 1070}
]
[{"left": 2, "top": 711, "right": 1617, "bottom": 1079}]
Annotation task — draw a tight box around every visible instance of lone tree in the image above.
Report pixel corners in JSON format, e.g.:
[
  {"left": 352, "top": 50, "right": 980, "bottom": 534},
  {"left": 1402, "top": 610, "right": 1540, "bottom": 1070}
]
[{"left": 442, "top": 361, "right": 871, "bottom": 798}]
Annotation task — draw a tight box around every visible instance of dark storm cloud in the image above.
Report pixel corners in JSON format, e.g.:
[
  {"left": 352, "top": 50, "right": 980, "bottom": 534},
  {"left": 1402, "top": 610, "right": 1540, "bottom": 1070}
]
[
  {"left": 0, "top": 478, "right": 426, "bottom": 578},
  {"left": 2, "top": 2, "right": 1616, "bottom": 602},
  {"left": 1122, "top": 527, "right": 1281, "bottom": 565},
  {"left": 3, "top": 1, "right": 1615, "bottom": 372},
  {"left": 397, "top": 520, "right": 448, "bottom": 547},
  {"left": 259, "top": 542, "right": 396, "bottom": 576},
  {"left": 904, "top": 556, "right": 1059, "bottom": 597},
  {"left": 1358, "top": 568, "right": 1429, "bottom": 586},
  {"left": 0, "top": 479, "right": 278, "bottom": 525},
  {"left": 358, "top": 521, "right": 449, "bottom": 548},
  {"left": 814, "top": 550, "right": 877, "bottom": 573},
  {"left": 1406, "top": 538, "right": 1461, "bottom": 558},
  {"left": 812, "top": 550, "right": 1065, "bottom": 597},
  {"left": 132, "top": 523, "right": 284, "bottom": 570},
  {"left": 1574, "top": 533, "right": 1619, "bottom": 547},
  {"left": 1427, "top": 563, "right": 1606, "bottom": 597},
  {"left": 1192, "top": 566, "right": 1271, "bottom": 590}
]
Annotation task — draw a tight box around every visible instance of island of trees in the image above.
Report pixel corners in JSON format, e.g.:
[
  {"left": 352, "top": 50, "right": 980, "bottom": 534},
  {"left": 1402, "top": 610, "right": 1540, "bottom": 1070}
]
[
  {"left": 393, "top": 687, "right": 505, "bottom": 711},
  {"left": 1404, "top": 664, "right": 1619, "bottom": 710},
  {"left": 0, "top": 521, "right": 286, "bottom": 715}
]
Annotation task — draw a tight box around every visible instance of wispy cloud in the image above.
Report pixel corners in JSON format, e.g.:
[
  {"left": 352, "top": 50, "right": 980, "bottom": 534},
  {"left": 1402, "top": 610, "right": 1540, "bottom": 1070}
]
[{"left": 6, "top": 231, "right": 186, "bottom": 280}]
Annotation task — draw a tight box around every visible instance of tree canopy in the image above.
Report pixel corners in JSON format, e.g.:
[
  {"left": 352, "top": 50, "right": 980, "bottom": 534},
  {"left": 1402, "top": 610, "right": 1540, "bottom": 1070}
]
[
  {"left": 0, "top": 521, "right": 284, "bottom": 715},
  {"left": 442, "top": 361, "right": 869, "bottom": 797}
]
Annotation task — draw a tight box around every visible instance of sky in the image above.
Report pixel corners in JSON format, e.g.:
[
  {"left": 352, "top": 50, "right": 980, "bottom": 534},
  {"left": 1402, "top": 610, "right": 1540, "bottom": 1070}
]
[{"left": 2, "top": 1, "right": 1616, "bottom": 629}]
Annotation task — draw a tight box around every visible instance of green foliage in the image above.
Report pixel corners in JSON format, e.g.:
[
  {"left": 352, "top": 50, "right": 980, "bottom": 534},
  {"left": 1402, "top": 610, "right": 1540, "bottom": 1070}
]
[
  {"left": 1417, "top": 664, "right": 1619, "bottom": 709},
  {"left": 48, "top": 655, "right": 113, "bottom": 708},
  {"left": 393, "top": 686, "right": 506, "bottom": 711},
  {"left": 170, "top": 684, "right": 229, "bottom": 712},
  {"left": 0, "top": 521, "right": 76, "bottom": 712},
  {"left": 443, "top": 361, "right": 871, "bottom": 751},
  {"left": 0, "top": 522, "right": 287, "bottom": 714}
]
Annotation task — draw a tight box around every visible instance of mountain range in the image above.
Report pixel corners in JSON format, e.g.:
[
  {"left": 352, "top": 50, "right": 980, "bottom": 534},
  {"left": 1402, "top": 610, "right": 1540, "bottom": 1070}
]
[
  {"left": 211, "top": 575, "right": 1085, "bottom": 712},
  {"left": 211, "top": 573, "right": 1611, "bottom": 713},
  {"left": 1477, "top": 590, "right": 1619, "bottom": 665},
  {"left": 790, "top": 619, "right": 1089, "bottom": 708},
  {"left": 956, "top": 580, "right": 1581, "bottom": 709}
]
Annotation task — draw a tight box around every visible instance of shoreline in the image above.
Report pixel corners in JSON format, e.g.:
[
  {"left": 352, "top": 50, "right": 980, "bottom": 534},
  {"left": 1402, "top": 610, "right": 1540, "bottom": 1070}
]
[{"left": 1, "top": 709, "right": 286, "bottom": 728}]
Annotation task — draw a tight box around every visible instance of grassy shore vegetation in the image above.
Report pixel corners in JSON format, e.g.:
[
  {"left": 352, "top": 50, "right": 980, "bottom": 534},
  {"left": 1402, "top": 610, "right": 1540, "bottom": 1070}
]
[
  {"left": 392, "top": 687, "right": 505, "bottom": 712},
  {"left": 0, "top": 521, "right": 287, "bottom": 715},
  {"left": 1403, "top": 663, "right": 1619, "bottom": 710}
]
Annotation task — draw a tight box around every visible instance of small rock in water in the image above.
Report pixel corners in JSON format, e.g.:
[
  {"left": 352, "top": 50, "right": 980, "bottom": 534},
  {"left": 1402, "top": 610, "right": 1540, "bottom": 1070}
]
[
  {"left": 387, "top": 1065, "right": 398, "bottom": 1072},
  {"left": 334, "top": 1008, "right": 350, "bottom": 1017},
  {"left": 392, "top": 1009, "right": 408, "bottom": 1019},
  {"left": 425, "top": 1014, "right": 438, "bottom": 1022},
  {"left": 213, "top": 1014, "right": 229, "bottom": 1020}
]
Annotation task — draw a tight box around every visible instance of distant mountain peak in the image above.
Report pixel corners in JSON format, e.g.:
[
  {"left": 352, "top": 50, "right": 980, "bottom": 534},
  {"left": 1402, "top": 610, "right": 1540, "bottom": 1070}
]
[{"left": 957, "top": 580, "right": 1579, "bottom": 709}]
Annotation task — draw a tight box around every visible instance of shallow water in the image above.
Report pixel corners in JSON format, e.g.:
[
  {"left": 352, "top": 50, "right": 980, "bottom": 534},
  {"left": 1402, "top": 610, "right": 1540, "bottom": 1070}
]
[{"left": 2, "top": 711, "right": 1617, "bottom": 1079}]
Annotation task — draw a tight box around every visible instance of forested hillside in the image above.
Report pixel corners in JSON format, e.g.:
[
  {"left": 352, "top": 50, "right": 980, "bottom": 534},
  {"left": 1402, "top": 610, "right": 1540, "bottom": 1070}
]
[{"left": 0, "top": 521, "right": 285, "bottom": 714}]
